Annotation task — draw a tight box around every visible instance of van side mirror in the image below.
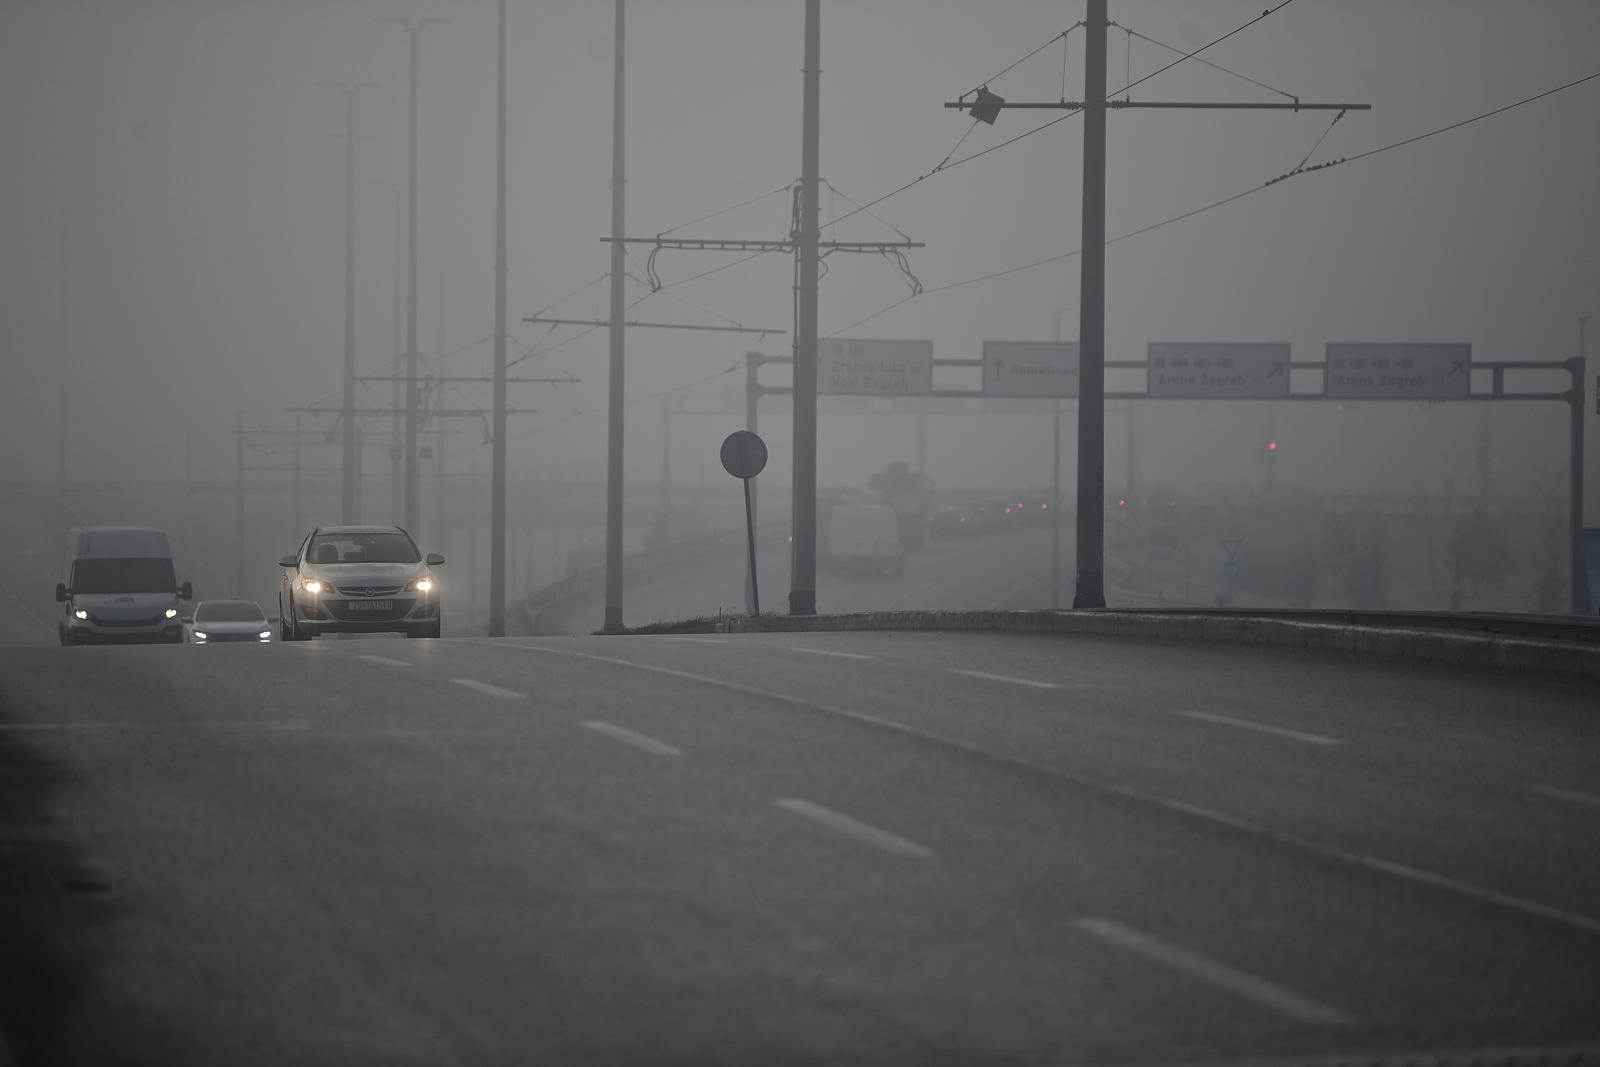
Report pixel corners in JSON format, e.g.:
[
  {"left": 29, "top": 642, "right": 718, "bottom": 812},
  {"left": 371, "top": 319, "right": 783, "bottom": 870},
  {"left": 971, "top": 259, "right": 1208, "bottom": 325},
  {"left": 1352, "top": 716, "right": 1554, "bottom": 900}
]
[
  {"left": 181, "top": 616, "right": 193, "bottom": 627},
  {"left": 278, "top": 555, "right": 298, "bottom": 568},
  {"left": 55, "top": 583, "right": 68, "bottom": 603},
  {"left": 425, "top": 553, "right": 446, "bottom": 566},
  {"left": 179, "top": 581, "right": 193, "bottom": 601}
]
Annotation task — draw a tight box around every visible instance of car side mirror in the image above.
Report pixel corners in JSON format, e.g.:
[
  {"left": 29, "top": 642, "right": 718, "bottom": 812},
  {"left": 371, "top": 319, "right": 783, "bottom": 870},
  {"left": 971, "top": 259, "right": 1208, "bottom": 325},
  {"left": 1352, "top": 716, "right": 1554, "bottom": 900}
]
[
  {"left": 179, "top": 581, "right": 194, "bottom": 602},
  {"left": 55, "top": 583, "right": 68, "bottom": 603},
  {"left": 425, "top": 553, "right": 446, "bottom": 566},
  {"left": 278, "top": 555, "right": 298, "bottom": 568}
]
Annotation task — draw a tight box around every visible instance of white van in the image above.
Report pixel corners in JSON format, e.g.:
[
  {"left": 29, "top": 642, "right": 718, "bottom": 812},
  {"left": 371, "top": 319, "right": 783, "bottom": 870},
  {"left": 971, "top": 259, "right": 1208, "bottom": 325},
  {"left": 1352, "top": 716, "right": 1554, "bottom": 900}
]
[
  {"left": 826, "top": 502, "right": 907, "bottom": 577},
  {"left": 56, "top": 527, "right": 192, "bottom": 645}
]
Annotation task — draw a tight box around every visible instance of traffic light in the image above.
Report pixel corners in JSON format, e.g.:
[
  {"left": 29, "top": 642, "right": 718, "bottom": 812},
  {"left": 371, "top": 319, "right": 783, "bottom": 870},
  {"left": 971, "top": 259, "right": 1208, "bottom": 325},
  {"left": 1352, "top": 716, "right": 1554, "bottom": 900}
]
[{"left": 1267, "top": 440, "right": 1278, "bottom": 454}]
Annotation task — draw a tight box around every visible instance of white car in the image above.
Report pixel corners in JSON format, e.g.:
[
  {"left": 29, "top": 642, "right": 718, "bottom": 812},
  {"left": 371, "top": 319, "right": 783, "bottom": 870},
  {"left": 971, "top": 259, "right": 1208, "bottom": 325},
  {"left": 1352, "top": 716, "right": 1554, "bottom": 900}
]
[
  {"left": 187, "top": 600, "right": 273, "bottom": 644},
  {"left": 277, "top": 526, "right": 443, "bottom": 640}
]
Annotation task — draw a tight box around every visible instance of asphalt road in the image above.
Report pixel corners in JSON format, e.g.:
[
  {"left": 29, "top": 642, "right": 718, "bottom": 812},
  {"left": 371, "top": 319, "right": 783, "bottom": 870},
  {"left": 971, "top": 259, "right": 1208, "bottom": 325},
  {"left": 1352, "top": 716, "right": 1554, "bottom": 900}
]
[{"left": 1, "top": 629, "right": 1596, "bottom": 1066}]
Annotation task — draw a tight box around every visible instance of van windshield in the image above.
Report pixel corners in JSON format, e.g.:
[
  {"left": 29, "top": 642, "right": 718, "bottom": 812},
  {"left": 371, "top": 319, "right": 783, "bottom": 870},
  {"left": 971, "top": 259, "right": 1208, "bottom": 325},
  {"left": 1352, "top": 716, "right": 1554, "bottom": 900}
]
[{"left": 72, "top": 558, "right": 176, "bottom": 595}]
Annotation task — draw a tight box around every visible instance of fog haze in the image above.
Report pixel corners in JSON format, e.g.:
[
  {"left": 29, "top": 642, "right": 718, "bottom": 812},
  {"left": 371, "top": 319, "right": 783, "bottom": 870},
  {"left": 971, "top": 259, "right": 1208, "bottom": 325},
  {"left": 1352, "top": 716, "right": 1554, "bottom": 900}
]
[{"left": 3, "top": 0, "right": 1596, "bottom": 505}]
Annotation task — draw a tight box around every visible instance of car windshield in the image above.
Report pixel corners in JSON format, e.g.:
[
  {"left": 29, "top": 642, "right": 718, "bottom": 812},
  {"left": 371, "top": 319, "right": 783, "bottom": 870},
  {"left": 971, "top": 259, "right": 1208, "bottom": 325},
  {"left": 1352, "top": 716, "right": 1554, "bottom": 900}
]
[
  {"left": 307, "top": 532, "right": 420, "bottom": 565},
  {"left": 71, "top": 557, "right": 176, "bottom": 594},
  {"left": 196, "top": 602, "right": 265, "bottom": 623}
]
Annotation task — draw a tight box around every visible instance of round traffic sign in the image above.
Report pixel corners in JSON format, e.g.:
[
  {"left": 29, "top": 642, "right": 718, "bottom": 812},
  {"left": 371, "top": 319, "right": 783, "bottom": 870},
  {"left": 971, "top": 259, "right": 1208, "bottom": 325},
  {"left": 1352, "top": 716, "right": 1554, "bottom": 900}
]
[{"left": 719, "top": 430, "right": 768, "bottom": 480}]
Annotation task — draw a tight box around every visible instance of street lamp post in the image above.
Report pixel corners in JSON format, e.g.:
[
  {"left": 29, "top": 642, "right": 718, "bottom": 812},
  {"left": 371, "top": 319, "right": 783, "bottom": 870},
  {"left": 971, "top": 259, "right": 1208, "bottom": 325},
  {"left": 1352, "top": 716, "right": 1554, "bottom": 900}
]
[{"left": 380, "top": 16, "right": 446, "bottom": 535}]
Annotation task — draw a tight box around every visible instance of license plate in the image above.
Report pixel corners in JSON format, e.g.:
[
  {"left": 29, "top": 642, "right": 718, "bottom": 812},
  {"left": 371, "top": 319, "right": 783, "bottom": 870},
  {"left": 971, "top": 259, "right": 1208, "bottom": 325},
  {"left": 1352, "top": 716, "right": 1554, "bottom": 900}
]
[{"left": 346, "top": 600, "right": 394, "bottom": 612}]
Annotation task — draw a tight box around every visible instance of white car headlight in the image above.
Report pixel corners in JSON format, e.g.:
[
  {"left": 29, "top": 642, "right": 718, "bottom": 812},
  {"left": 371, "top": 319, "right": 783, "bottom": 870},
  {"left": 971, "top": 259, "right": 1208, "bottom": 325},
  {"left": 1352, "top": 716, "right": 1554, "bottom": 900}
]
[
  {"left": 413, "top": 577, "right": 433, "bottom": 593},
  {"left": 193, "top": 631, "right": 207, "bottom": 640},
  {"left": 258, "top": 630, "right": 272, "bottom": 639},
  {"left": 303, "top": 579, "right": 323, "bottom": 594},
  {"left": 74, "top": 609, "right": 89, "bottom": 620},
  {"left": 165, "top": 608, "right": 179, "bottom": 619}
]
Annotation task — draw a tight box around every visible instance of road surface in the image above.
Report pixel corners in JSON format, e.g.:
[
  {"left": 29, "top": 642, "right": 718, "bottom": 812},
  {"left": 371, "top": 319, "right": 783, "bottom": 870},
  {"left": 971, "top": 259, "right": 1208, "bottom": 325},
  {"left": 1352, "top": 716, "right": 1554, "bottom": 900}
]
[{"left": 1, "top": 629, "right": 1596, "bottom": 1065}]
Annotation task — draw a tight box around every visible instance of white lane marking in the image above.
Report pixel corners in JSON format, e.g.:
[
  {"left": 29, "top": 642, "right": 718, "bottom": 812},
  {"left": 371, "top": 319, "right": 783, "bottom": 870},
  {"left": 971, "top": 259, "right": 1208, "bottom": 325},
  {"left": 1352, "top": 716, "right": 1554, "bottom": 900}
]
[
  {"left": 358, "top": 654, "right": 413, "bottom": 668},
  {"left": 0, "top": 721, "right": 310, "bottom": 733},
  {"left": 582, "top": 721, "right": 683, "bottom": 757},
  {"left": 451, "top": 678, "right": 524, "bottom": 700},
  {"left": 1532, "top": 785, "right": 1600, "bottom": 809},
  {"left": 776, "top": 798, "right": 932, "bottom": 859},
  {"left": 653, "top": 636, "right": 728, "bottom": 644},
  {"left": 1174, "top": 709, "right": 1343, "bottom": 747},
  {"left": 949, "top": 668, "right": 1060, "bottom": 690},
  {"left": 1073, "top": 918, "right": 1353, "bottom": 1025},
  {"left": 505, "top": 641, "right": 1600, "bottom": 939},
  {"left": 790, "top": 646, "right": 874, "bottom": 660}
]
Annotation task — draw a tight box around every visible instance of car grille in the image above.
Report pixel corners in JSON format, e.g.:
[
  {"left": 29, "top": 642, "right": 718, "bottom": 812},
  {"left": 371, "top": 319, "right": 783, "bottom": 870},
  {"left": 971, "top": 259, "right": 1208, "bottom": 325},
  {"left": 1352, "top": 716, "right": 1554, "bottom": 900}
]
[
  {"left": 324, "top": 598, "right": 416, "bottom": 623},
  {"left": 95, "top": 616, "right": 163, "bottom": 628},
  {"left": 336, "top": 584, "right": 406, "bottom": 597},
  {"left": 201, "top": 633, "right": 261, "bottom": 643}
]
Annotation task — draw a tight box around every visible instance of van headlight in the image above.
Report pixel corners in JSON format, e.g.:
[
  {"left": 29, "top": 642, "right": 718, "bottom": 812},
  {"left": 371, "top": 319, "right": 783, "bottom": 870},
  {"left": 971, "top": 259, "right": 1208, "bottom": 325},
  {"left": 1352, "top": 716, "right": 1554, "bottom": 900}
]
[
  {"left": 165, "top": 608, "right": 179, "bottom": 619},
  {"left": 193, "top": 631, "right": 208, "bottom": 641},
  {"left": 258, "top": 630, "right": 272, "bottom": 640}
]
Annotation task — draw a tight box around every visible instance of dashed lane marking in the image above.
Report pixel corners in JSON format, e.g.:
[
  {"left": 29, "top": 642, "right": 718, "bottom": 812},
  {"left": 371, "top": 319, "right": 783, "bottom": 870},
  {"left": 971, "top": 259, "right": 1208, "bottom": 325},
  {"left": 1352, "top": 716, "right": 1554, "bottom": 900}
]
[
  {"left": 776, "top": 798, "right": 932, "bottom": 859},
  {"left": 451, "top": 678, "right": 524, "bottom": 700},
  {"left": 1174, "top": 709, "right": 1343, "bottom": 747},
  {"left": 582, "top": 721, "right": 683, "bottom": 757},
  {"left": 949, "top": 668, "right": 1060, "bottom": 690},
  {"left": 790, "top": 647, "right": 874, "bottom": 660},
  {"left": 1073, "top": 918, "right": 1353, "bottom": 1025}
]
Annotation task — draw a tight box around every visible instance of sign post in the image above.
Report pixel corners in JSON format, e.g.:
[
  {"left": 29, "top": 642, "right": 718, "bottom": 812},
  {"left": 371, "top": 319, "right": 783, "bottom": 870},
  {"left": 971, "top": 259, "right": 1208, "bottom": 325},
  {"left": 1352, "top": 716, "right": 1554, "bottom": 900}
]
[{"left": 720, "top": 430, "right": 769, "bottom": 616}]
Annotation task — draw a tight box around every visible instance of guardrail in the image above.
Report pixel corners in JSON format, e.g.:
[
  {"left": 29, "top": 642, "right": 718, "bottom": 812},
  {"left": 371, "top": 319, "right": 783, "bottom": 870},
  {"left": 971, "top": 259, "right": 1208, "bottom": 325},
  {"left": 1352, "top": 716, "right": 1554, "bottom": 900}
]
[{"left": 520, "top": 521, "right": 786, "bottom": 633}]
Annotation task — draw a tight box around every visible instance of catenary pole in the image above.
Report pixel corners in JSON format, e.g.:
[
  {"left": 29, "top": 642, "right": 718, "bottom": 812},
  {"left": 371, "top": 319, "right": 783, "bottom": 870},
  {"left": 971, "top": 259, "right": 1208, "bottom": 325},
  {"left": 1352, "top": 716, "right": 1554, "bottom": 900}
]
[
  {"left": 603, "top": 0, "right": 627, "bottom": 632},
  {"left": 790, "top": 0, "right": 821, "bottom": 616}
]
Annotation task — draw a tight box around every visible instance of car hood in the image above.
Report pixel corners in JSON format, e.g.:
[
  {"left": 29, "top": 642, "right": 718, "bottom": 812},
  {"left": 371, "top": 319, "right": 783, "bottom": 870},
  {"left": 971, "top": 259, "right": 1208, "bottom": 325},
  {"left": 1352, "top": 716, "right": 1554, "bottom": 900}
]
[
  {"left": 303, "top": 562, "right": 425, "bottom": 587},
  {"left": 193, "top": 620, "right": 268, "bottom": 635},
  {"left": 73, "top": 592, "right": 176, "bottom": 619}
]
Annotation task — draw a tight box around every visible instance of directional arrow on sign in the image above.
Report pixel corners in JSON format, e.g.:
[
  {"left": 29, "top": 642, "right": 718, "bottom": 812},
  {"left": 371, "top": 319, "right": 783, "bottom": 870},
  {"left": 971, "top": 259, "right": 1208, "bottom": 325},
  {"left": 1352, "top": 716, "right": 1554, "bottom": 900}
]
[
  {"left": 992, "top": 360, "right": 1006, "bottom": 382},
  {"left": 1448, "top": 360, "right": 1465, "bottom": 377},
  {"left": 1266, "top": 362, "right": 1284, "bottom": 379}
]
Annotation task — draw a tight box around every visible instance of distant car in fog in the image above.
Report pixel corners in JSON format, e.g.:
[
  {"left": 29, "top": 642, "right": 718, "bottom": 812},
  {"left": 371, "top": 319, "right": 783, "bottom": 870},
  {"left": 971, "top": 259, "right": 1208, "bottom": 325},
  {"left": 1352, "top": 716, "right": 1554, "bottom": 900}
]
[
  {"left": 186, "top": 600, "right": 272, "bottom": 644},
  {"left": 57, "top": 526, "right": 192, "bottom": 645},
  {"left": 277, "top": 526, "right": 444, "bottom": 640},
  {"left": 928, "top": 504, "right": 977, "bottom": 540}
]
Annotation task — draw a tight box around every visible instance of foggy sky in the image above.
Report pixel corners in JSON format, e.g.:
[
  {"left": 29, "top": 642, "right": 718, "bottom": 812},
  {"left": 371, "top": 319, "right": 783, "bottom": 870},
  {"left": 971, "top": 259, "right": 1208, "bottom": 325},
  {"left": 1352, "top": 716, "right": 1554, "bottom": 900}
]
[{"left": 3, "top": 0, "right": 1597, "bottom": 511}]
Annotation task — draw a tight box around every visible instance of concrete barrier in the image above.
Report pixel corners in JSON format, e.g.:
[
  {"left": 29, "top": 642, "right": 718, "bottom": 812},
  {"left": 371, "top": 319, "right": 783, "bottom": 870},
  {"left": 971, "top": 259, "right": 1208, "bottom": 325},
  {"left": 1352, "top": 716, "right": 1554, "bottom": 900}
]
[{"left": 712, "top": 609, "right": 1600, "bottom": 679}]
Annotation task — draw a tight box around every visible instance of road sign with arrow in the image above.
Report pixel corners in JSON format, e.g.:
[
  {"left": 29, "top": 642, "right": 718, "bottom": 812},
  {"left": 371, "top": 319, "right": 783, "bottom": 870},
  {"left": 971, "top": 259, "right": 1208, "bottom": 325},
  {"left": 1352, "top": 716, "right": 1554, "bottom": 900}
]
[
  {"left": 1147, "top": 343, "right": 1291, "bottom": 399},
  {"left": 982, "top": 341, "right": 1080, "bottom": 398},
  {"left": 1325, "top": 343, "right": 1471, "bottom": 400}
]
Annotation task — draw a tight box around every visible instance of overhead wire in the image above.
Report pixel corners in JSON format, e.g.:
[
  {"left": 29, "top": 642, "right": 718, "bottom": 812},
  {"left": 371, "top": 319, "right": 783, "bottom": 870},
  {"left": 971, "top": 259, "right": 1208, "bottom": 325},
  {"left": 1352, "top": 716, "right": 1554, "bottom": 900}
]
[{"left": 828, "top": 63, "right": 1600, "bottom": 336}]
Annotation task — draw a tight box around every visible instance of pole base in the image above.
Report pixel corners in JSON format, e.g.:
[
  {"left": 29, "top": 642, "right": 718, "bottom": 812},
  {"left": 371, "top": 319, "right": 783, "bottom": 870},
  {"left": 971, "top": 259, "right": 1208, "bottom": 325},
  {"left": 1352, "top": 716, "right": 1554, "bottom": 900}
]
[
  {"left": 1072, "top": 571, "right": 1106, "bottom": 609},
  {"left": 789, "top": 590, "right": 816, "bottom": 616},
  {"left": 602, "top": 607, "right": 624, "bottom": 634}
]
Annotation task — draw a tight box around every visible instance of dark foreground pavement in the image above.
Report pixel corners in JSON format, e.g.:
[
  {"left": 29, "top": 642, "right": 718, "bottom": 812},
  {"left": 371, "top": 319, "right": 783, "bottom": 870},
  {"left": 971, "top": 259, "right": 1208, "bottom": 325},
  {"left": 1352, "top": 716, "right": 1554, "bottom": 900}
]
[{"left": 0, "top": 631, "right": 1596, "bottom": 1065}]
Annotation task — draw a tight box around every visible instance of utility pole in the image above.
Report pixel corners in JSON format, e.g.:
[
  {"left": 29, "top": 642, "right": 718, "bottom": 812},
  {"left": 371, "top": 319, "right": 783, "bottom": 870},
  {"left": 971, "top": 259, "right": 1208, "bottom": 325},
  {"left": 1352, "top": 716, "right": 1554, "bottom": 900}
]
[
  {"left": 1053, "top": 308, "right": 1066, "bottom": 609},
  {"left": 320, "top": 81, "right": 375, "bottom": 525},
  {"left": 489, "top": 0, "right": 510, "bottom": 636},
  {"left": 945, "top": 3, "right": 1366, "bottom": 609},
  {"left": 792, "top": 0, "right": 822, "bottom": 616},
  {"left": 293, "top": 414, "right": 303, "bottom": 538},
  {"left": 56, "top": 213, "right": 68, "bottom": 505},
  {"left": 603, "top": 0, "right": 627, "bottom": 633},
  {"left": 586, "top": 3, "right": 898, "bottom": 622},
  {"left": 380, "top": 16, "right": 446, "bottom": 535},
  {"left": 235, "top": 410, "right": 245, "bottom": 597}
]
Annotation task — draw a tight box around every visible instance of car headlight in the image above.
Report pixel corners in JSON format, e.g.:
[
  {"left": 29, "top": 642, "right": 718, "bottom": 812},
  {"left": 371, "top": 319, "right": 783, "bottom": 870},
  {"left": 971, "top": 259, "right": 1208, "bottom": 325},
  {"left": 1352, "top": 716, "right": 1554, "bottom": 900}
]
[
  {"left": 165, "top": 608, "right": 179, "bottom": 619},
  {"left": 302, "top": 579, "right": 323, "bottom": 594},
  {"left": 74, "top": 609, "right": 89, "bottom": 620},
  {"left": 412, "top": 576, "right": 433, "bottom": 593},
  {"left": 193, "top": 631, "right": 208, "bottom": 640},
  {"left": 258, "top": 630, "right": 272, "bottom": 640}
]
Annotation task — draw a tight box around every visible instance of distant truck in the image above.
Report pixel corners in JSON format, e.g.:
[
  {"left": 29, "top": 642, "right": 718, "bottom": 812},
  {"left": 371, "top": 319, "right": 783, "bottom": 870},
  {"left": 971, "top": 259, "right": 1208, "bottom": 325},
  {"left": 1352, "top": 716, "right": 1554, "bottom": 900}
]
[
  {"left": 825, "top": 503, "right": 906, "bottom": 577},
  {"left": 57, "top": 526, "right": 192, "bottom": 645}
]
